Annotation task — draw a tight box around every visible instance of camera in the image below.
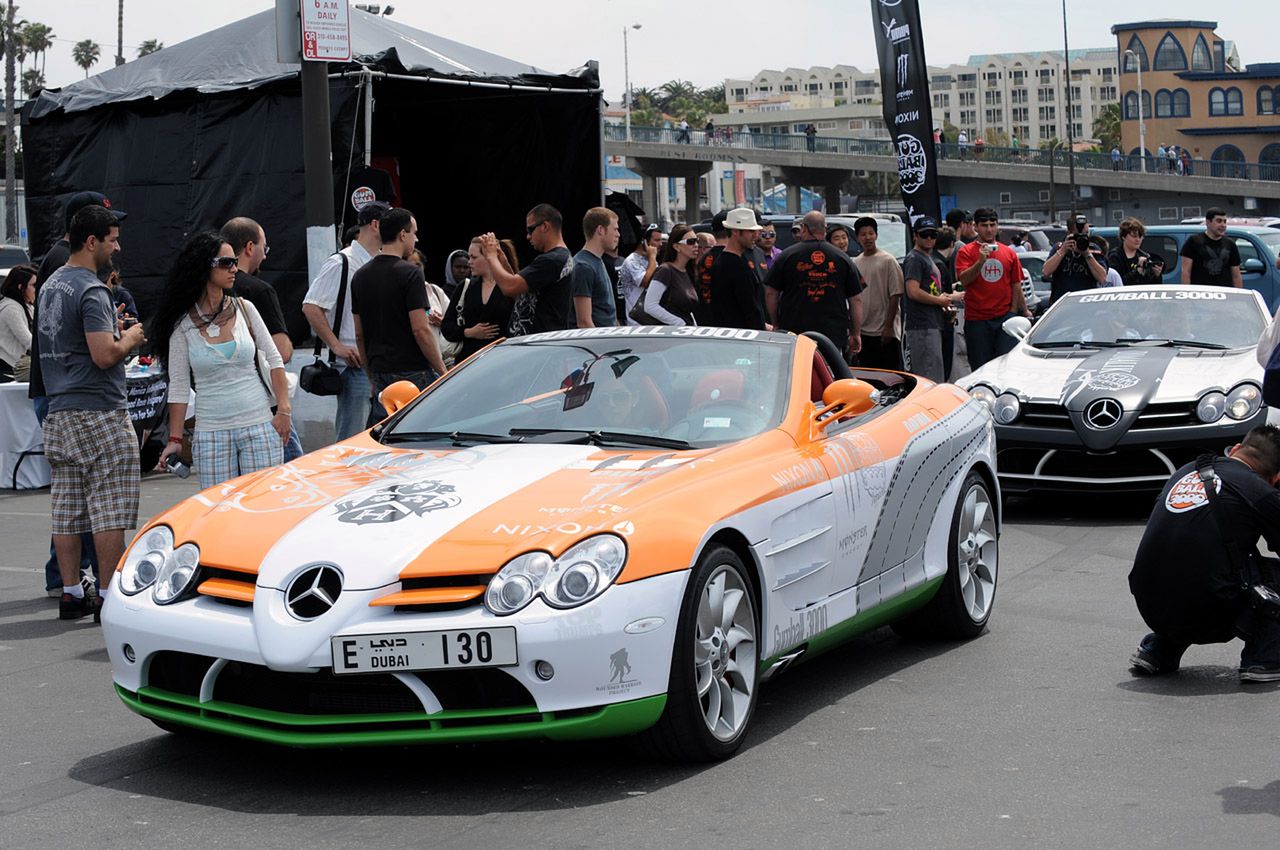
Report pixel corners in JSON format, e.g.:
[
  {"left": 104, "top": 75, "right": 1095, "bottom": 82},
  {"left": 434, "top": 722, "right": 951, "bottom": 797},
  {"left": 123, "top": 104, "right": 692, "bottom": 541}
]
[
  {"left": 1072, "top": 233, "right": 1090, "bottom": 251},
  {"left": 1247, "top": 584, "right": 1280, "bottom": 622},
  {"left": 165, "top": 453, "right": 191, "bottom": 479}
]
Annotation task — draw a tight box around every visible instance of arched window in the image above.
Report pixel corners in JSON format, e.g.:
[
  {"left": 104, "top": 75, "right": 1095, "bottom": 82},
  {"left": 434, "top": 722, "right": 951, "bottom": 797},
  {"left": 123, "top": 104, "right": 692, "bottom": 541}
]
[
  {"left": 1152, "top": 33, "right": 1188, "bottom": 71},
  {"left": 1155, "top": 89, "right": 1173, "bottom": 118},
  {"left": 1172, "top": 89, "right": 1191, "bottom": 117},
  {"left": 1191, "top": 34, "right": 1213, "bottom": 71},
  {"left": 1209, "top": 87, "right": 1226, "bottom": 116},
  {"left": 1260, "top": 143, "right": 1280, "bottom": 181},
  {"left": 1211, "top": 144, "right": 1246, "bottom": 179},
  {"left": 1124, "top": 91, "right": 1139, "bottom": 120},
  {"left": 1123, "top": 35, "right": 1148, "bottom": 73},
  {"left": 1259, "top": 87, "right": 1276, "bottom": 115},
  {"left": 1226, "top": 87, "right": 1243, "bottom": 115}
]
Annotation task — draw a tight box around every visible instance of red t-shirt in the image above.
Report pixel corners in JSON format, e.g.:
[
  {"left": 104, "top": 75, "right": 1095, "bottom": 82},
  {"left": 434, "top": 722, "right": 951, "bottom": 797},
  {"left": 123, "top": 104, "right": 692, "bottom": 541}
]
[{"left": 955, "top": 241, "right": 1024, "bottom": 321}]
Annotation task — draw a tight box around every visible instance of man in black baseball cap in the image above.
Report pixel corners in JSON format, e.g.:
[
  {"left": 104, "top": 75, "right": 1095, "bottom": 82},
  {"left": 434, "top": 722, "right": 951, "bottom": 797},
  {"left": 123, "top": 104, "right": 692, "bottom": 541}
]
[{"left": 37, "top": 192, "right": 128, "bottom": 287}]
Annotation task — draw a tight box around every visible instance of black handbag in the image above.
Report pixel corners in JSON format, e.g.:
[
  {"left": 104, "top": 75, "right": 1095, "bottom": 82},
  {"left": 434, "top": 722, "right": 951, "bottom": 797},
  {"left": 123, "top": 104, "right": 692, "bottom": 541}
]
[{"left": 299, "top": 253, "right": 348, "bottom": 396}]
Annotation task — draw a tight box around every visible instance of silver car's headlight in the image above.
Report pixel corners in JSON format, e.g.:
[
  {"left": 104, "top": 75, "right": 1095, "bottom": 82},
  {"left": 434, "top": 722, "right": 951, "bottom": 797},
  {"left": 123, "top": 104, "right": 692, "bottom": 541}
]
[
  {"left": 1197, "top": 391, "right": 1227, "bottom": 423},
  {"left": 993, "top": 393, "right": 1021, "bottom": 425},
  {"left": 968, "top": 384, "right": 998, "bottom": 410},
  {"left": 119, "top": 525, "right": 173, "bottom": 595},
  {"left": 153, "top": 542, "right": 200, "bottom": 605},
  {"left": 1226, "top": 384, "right": 1262, "bottom": 421},
  {"left": 485, "top": 535, "right": 628, "bottom": 616}
]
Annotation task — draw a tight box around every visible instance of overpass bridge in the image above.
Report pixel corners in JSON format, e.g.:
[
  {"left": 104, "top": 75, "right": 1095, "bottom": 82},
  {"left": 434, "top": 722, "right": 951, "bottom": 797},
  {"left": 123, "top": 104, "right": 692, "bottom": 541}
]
[{"left": 605, "top": 124, "right": 1280, "bottom": 225}]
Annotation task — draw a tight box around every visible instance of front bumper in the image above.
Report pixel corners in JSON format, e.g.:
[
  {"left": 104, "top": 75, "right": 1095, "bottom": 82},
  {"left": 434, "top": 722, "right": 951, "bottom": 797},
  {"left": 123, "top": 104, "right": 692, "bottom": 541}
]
[{"left": 103, "top": 570, "right": 687, "bottom": 745}]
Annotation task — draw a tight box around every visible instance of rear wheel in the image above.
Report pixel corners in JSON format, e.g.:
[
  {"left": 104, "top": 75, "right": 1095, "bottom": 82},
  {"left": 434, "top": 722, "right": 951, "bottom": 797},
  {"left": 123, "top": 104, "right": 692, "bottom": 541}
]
[
  {"left": 892, "top": 470, "right": 998, "bottom": 639},
  {"left": 636, "top": 545, "right": 759, "bottom": 761}
]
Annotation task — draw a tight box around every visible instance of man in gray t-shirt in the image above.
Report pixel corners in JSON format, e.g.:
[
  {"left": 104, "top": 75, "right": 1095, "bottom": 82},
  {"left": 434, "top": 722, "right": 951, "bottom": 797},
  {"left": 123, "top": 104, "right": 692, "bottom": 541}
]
[
  {"left": 571, "top": 207, "right": 622, "bottom": 328},
  {"left": 35, "top": 205, "right": 147, "bottom": 622}
]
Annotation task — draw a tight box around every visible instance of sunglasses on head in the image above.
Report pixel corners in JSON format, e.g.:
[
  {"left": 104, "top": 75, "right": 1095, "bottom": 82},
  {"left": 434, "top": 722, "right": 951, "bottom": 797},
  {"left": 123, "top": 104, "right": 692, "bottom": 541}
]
[{"left": 211, "top": 256, "right": 238, "bottom": 269}]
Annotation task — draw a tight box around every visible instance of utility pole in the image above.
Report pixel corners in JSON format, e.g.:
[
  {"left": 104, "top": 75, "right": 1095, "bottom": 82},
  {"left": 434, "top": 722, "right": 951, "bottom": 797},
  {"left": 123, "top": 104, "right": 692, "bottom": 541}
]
[
  {"left": 4, "top": 0, "right": 16, "bottom": 243},
  {"left": 1060, "top": 0, "right": 1077, "bottom": 211}
]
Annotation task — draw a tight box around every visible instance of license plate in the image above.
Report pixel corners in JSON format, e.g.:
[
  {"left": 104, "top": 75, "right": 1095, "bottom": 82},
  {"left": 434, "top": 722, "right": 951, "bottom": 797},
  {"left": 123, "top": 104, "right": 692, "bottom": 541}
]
[{"left": 331, "top": 627, "right": 518, "bottom": 675}]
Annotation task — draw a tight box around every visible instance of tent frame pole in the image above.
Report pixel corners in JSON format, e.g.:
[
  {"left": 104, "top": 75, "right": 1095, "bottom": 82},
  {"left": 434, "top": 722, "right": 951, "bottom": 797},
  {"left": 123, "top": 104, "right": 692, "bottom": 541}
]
[{"left": 334, "top": 68, "right": 600, "bottom": 96}]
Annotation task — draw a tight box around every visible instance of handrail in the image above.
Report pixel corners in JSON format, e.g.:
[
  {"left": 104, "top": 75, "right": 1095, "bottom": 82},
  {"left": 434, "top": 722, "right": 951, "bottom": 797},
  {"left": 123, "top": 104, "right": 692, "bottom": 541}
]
[{"left": 605, "top": 123, "right": 1280, "bottom": 183}]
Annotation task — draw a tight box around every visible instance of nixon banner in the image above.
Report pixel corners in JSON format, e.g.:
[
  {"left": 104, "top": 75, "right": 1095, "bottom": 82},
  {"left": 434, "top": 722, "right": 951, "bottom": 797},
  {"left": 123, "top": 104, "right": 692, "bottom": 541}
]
[{"left": 870, "top": 0, "right": 941, "bottom": 229}]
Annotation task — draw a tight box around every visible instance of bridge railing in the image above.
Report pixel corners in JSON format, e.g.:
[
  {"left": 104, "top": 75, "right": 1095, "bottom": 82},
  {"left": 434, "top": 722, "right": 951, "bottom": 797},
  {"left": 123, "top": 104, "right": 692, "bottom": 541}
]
[{"left": 606, "top": 123, "right": 1280, "bottom": 183}]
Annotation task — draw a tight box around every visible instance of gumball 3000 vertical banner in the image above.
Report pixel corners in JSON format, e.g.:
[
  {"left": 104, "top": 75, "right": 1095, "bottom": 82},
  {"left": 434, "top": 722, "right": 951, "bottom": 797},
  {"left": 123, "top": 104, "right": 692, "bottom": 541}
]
[{"left": 870, "top": 0, "right": 941, "bottom": 228}]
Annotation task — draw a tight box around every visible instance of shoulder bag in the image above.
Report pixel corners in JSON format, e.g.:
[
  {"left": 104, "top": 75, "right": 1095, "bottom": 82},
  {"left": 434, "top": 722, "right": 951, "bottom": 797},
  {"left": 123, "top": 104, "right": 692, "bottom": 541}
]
[{"left": 299, "top": 253, "right": 348, "bottom": 396}]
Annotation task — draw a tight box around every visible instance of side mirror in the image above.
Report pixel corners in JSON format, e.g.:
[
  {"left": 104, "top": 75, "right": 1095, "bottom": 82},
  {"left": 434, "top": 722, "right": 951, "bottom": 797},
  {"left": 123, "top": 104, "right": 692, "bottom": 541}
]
[
  {"left": 378, "top": 380, "right": 421, "bottom": 415},
  {"left": 1243, "top": 258, "right": 1266, "bottom": 274},
  {"left": 1003, "top": 315, "right": 1032, "bottom": 341},
  {"left": 815, "top": 378, "right": 879, "bottom": 429}
]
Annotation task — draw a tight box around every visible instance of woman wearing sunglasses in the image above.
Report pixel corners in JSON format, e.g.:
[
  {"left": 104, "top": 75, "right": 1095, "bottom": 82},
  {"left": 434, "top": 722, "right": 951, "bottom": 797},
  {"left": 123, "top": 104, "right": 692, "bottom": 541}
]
[
  {"left": 151, "top": 231, "right": 290, "bottom": 488},
  {"left": 642, "top": 223, "right": 701, "bottom": 326}
]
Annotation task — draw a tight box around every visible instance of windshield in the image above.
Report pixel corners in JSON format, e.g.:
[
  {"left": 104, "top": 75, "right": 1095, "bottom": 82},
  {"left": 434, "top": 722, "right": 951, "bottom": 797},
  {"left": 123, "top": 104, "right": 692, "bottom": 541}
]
[
  {"left": 1028, "top": 290, "right": 1265, "bottom": 349},
  {"left": 1258, "top": 231, "right": 1280, "bottom": 263},
  {"left": 384, "top": 333, "right": 793, "bottom": 448}
]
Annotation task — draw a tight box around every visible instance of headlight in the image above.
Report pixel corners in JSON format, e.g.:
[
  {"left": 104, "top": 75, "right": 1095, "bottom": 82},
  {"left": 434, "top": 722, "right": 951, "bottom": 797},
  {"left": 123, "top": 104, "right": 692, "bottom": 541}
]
[
  {"left": 119, "top": 526, "right": 173, "bottom": 595},
  {"left": 153, "top": 542, "right": 200, "bottom": 605},
  {"left": 992, "top": 393, "right": 1021, "bottom": 425},
  {"left": 968, "top": 385, "right": 998, "bottom": 410},
  {"left": 1226, "top": 384, "right": 1262, "bottom": 421},
  {"left": 485, "top": 534, "right": 628, "bottom": 616},
  {"left": 1197, "top": 392, "right": 1226, "bottom": 423}
]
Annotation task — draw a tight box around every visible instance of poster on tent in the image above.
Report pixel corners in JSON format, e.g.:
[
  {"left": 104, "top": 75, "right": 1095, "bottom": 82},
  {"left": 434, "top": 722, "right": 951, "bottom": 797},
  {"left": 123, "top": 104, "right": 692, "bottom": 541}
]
[{"left": 870, "top": 0, "right": 941, "bottom": 230}]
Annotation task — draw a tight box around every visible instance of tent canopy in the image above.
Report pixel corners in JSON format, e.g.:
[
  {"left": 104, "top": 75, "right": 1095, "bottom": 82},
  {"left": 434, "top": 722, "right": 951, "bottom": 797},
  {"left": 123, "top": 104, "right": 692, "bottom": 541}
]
[{"left": 28, "top": 8, "right": 596, "bottom": 119}]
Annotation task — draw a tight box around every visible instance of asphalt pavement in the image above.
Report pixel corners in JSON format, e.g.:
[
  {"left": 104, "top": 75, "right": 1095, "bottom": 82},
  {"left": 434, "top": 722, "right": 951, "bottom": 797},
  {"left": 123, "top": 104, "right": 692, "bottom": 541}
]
[{"left": 1, "top": 476, "right": 1277, "bottom": 849}]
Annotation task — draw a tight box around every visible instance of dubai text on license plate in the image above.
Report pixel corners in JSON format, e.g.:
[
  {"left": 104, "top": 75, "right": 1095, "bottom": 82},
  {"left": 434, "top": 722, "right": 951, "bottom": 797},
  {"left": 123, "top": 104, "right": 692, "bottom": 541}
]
[{"left": 331, "top": 627, "right": 518, "bottom": 675}]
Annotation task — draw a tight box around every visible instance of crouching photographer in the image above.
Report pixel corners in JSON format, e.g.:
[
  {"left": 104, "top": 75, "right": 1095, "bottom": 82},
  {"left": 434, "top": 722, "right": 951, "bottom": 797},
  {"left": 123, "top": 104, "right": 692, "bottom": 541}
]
[{"left": 1128, "top": 425, "right": 1280, "bottom": 683}]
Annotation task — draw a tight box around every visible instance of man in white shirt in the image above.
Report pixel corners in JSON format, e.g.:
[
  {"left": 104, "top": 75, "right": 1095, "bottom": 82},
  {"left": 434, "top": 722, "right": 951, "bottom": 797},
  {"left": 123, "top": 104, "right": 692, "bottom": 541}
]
[
  {"left": 618, "top": 224, "right": 661, "bottom": 326},
  {"left": 302, "top": 201, "right": 387, "bottom": 441}
]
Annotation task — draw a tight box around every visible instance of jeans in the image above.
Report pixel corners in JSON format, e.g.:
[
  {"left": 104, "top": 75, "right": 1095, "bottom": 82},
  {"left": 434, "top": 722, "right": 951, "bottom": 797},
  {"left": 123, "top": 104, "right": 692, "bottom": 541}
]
[
  {"left": 964, "top": 314, "right": 1018, "bottom": 371},
  {"left": 366, "top": 369, "right": 437, "bottom": 428},
  {"left": 904, "top": 328, "right": 945, "bottom": 383},
  {"left": 334, "top": 365, "right": 371, "bottom": 442},
  {"left": 1139, "top": 616, "right": 1280, "bottom": 670},
  {"left": 33, "top": 396, "right": 98, "bottom": 591},
  {"left": 283, "top": 424, "right": 303, "bottom": 462}
]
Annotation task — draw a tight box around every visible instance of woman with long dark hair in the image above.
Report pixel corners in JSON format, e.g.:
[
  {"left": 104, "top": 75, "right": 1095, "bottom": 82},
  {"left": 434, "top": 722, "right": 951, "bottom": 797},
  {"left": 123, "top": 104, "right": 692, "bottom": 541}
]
[
  {"left": 0, "top": 264, "right": 35, "bottom": 381},
  {"left": 642, "top": 223, "right": 700, "bottom": 326},
  {"left": 152, "top": 231, "right": 290, "bottom": 487},
  {"left": 443, "top": 236, "right": 516, "bottom": 363}
]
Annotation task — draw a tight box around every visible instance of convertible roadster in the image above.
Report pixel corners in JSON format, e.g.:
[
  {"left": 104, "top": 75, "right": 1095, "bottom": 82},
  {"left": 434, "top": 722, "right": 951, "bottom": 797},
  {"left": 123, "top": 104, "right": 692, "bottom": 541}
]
[
  {"left": 958, "top": 285, "right": 1273, "bottom": 493},
  {"left": 104, "top": 326, "right": 998, "bottom": 761}
]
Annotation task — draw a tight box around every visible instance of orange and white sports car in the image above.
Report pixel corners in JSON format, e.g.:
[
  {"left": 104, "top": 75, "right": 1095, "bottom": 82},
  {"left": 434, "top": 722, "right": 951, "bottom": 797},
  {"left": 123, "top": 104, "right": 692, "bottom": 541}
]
[{"left": 104, "top": 327, "right": 999, "bottom": 761}]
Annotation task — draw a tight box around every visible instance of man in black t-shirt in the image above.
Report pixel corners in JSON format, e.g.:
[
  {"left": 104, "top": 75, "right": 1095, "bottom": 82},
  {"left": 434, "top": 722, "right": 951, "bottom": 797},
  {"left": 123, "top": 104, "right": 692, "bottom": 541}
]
[
  {"left": 709, "top": 208, "right": 766, "bottom": 330},
  {"left": 764, "top": 210, "right": 864, "bottom": 355},
  {"left": 221, "top": 217, "right": 302, "bottom": 459},
  {"left": 351, "top": 208, "right": 447, "bottom": 426},
  {"left": 694, "top": 211, "right": 730, "bottom": 325},
  {"left": 482, "top": 203, "right": 574, "bottom": 335},
  {"left": 1180, "top": 208, "right": 1242, "bottom": 287},
  {"left": 1042, "top": 213, "right": 1108, "bottom": 304},
  {"left": 1128, "top": 427, "right": 1280, "bottom": 683},
  {"left": 901, "top": 218, "right": 963, "bottom": 382}
]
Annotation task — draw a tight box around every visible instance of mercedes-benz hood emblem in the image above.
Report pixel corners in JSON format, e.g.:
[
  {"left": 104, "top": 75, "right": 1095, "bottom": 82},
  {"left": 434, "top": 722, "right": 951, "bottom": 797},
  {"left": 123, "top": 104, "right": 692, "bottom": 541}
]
[
  {"left": 286, "top": 564, "right": 344, "bottom": 620},
  {"left": 1083, "top": 398, "right": 1123, "bottom": 430}
]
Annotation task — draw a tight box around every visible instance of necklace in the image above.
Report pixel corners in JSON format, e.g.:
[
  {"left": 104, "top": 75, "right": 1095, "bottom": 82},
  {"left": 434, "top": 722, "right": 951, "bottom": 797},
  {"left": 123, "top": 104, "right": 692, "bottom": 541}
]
[{"left": 196, "top": 294, "right": 227, "bottom": 337}]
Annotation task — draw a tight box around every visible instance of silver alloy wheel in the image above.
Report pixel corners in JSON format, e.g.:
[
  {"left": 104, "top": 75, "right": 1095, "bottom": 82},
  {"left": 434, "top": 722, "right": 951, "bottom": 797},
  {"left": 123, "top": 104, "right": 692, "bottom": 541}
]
[
  {"left": 693, "top": 564, "right": 757, "bottom": 742},
  {"left": 957, "top": 483, "right": 998, "bottom": 621}
]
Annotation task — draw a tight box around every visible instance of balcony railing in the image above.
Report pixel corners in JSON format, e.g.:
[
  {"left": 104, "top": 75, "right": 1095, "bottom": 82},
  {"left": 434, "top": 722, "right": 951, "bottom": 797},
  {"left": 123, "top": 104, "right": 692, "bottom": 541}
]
[{"left": 606, "top": 124, "right": 1280, "bottom": 182}]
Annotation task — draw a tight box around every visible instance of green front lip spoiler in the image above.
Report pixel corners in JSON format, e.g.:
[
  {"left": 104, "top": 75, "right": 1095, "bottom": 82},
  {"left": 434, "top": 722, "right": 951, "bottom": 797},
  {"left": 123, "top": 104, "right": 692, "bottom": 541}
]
[{"left": 116, "top": 684, "right": 666, "bottom": 748}]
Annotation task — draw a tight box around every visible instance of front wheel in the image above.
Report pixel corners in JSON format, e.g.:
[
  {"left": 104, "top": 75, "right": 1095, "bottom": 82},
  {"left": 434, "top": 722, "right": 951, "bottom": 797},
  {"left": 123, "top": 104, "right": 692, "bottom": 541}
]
[
  {"left": 892, "top": 470, "right": 999, "bottom": 639},
  {"left": 635, "top": 545, "right": 759, "bottom": 761}
]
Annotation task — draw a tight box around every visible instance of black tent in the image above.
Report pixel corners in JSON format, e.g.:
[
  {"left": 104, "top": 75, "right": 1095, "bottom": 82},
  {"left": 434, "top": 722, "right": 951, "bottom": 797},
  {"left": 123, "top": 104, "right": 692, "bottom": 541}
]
[{"left": 22, "top": 9, "right": 602, "bottom": 339}]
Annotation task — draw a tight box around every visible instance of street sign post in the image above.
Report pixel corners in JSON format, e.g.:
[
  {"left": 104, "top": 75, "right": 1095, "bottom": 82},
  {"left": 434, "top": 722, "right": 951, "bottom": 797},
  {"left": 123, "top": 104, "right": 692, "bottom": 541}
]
[{"left": 301, "top": 0, "right": 352, "bottom": 62}]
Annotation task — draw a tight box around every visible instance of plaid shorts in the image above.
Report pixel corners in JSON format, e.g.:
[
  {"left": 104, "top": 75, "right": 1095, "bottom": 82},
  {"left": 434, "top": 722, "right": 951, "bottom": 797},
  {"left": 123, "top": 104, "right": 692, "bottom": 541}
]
[
  {"left": 192, "top": 421, "right": 283, "bottom": 490},
  {"left": 43, "top": 409, "right": 141, "bottom": 535}
]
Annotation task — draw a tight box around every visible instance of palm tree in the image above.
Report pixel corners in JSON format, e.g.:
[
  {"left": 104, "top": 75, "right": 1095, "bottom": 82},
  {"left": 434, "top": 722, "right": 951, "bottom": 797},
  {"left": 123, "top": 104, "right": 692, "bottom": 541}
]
[
  {"left": 72, "top": 38, "right": 100, "bottom": 77},
  {"left": 19, "top": 66, "right": 41, "bottom": 97},
  {"left": 136, "top": 38, "right": 162, "bottom": 58},
  {"left": 116, "top": 0, "right": 124, "bottom": 65},
  {"left": 19, "top": 21, "right": 52, "bottom": 76},
  {"left": 1092, "top": 102, "right": 1122, "bottom": 152}
]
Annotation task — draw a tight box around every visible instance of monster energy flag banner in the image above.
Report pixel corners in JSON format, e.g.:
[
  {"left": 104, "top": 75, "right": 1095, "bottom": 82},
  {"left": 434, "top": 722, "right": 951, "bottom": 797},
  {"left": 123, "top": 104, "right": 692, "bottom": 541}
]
[{"left": 870, "top": 0, "right": 941, "bottom": 229}]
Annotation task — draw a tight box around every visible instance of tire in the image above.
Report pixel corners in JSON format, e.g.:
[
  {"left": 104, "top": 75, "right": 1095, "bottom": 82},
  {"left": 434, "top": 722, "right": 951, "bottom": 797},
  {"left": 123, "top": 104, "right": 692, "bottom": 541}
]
[
  {"left": 891, "top": 470, "right": 998, "bottom": 640},
  {"left": 635, "top": 545, "right": 760, "bottom": 762}
]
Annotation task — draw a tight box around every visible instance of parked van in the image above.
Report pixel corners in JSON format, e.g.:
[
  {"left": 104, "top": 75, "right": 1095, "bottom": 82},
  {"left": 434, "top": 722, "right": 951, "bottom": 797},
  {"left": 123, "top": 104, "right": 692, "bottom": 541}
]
[{"left": 1091, "top": 224, "right": 1280, "bottom": 309}]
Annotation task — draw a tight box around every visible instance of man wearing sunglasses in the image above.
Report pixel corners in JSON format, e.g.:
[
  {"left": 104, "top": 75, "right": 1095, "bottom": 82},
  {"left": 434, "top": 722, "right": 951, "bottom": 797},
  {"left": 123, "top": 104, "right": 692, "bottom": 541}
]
[
  {"left": 955, "top": 207, "right": 1029, "bottom": 370},
  {"left": 758, "top": 225, "right": 782, "bottom": 271},
  {"left": 481, "top": 203, "right": 574, "bottom": 336},
  {"left": 902, "top": 218, "right": 963, "bottom": 383}
]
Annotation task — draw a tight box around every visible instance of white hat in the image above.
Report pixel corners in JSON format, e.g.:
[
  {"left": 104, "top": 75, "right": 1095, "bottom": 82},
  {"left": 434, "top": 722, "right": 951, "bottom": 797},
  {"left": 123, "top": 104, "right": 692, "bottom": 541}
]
[{"left": 723, "top": 207, "right": 762, "bottom": 231}]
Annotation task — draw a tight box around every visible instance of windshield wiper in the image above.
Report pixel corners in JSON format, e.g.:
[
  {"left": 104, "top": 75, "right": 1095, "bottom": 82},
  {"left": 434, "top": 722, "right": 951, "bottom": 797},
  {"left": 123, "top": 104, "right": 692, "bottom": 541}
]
[
  {"left": 381, "top": 430, "right": 524, "bottom": 446},
  {"left": 1030, "top": 339, "right": 1129, "bottom": 349},
  {"left": 510, "top": 428, "right": 693, "bottom": 450},
  {"left": 1145, "top": 338, "right": 1229, "bottom": 350}
]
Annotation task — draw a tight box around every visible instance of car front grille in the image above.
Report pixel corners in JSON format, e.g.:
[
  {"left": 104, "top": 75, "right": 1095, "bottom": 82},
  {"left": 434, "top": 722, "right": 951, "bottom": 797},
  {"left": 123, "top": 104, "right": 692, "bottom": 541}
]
[
  {"left": 1016, "top": 401, "right": 1198, "bottom": 431},
  {"left": 372, "top": 574, "right": 495, "bottom": 613}
]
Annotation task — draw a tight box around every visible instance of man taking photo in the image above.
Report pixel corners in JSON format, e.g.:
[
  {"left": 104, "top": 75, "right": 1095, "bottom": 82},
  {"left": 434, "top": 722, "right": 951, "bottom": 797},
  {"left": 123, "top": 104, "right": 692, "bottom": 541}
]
[{"left": 1042, "top": 213, "right": 1108, "bottom": 304}]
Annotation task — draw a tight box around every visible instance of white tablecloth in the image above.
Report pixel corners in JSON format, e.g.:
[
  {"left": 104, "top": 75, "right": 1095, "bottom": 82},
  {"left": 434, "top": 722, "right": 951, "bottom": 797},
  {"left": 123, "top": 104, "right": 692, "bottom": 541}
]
[{"left": 0, "top": 382, "right": 50, "bottom": 489}]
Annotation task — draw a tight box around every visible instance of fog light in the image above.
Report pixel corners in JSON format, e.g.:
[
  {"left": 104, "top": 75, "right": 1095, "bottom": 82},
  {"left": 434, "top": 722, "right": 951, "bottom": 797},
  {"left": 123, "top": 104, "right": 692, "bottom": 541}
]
[
  {"left": 534, "top": 660, "right": 555, "bottom": 680},
  {"left": 123, "top": 644, "right": 136, "bottom": 663}
]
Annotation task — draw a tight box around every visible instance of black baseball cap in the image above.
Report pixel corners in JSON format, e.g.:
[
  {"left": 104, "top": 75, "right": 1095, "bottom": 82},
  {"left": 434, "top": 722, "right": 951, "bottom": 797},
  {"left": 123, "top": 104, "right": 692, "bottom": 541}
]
[
  {"left": 356, "top": 200, "right": 391, "bottom": 226},
  {"left": 914, "top": 216, "right": 940, "bottom": 233},
  {"left": 64, "top": 191, "right": 127, "bottom": 230},
  {"left": 711, "top": 209, "right": 729, "bottom": 235}
]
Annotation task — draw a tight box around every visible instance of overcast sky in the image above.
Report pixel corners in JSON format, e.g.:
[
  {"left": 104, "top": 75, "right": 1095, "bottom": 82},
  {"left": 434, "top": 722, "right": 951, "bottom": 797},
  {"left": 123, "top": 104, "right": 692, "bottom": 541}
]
[{"left": 28, "top": 0, "right": 1274, "bottom": 101}]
